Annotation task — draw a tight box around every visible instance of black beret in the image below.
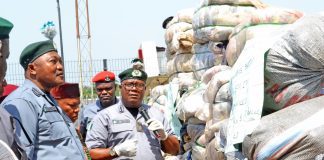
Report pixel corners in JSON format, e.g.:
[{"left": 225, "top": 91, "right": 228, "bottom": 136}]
[
  {"left": 118, "top": 68, "right": 148, "bottom": 82},
  {"left": 19, "top": 40, "right": 57, "bottom": 69},
  {"left": 162, "top": 16, "right": 174, "bottom": 29}
]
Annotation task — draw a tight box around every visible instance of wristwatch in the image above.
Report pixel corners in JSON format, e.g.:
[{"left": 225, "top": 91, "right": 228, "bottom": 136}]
[{"left": 109, "top": 147, "right": 117, "bottom": 157}]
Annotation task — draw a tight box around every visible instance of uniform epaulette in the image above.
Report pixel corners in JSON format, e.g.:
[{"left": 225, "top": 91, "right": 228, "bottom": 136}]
[{"left": 32, "top": 88, "right": 42, "bottom": 97}]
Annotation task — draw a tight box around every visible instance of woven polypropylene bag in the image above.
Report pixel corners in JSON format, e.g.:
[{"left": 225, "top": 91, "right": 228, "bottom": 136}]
[
  {"left": 264, "top": 14, "right": 324, "bottom": 113},
  {"left": 243, "top": 96, "right": 324, "bottom": 160}
]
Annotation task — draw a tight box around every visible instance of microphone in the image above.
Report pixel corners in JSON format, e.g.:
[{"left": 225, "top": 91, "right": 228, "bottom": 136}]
[{"left": 139, "top": 107, "right": 160, "bottom": 138}]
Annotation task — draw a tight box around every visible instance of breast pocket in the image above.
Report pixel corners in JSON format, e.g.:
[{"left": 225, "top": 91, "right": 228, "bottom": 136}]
[
  {"left": 110, "top": 121, "right": 134, "bottom": 141},
  {"left": 44, "top": 111, "right": 71, "bottom": 141}
]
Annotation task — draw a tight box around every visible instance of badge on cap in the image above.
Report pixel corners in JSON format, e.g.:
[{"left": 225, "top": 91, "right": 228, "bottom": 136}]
[
  {"left": 132, "top": 70, "right": 142, "bottom": 77},
  {"left": 105, "top": 76, "right": 111, "bottom": 82}
]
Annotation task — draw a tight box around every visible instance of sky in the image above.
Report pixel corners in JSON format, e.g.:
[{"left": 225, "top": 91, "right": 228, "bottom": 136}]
[{"left": 1, "top": 0, "right": 323, "bottom": 64}]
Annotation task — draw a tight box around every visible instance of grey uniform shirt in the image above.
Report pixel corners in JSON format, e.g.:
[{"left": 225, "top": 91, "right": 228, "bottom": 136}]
[
  {"left": 86, "top": 100, "right": 175, "bottom": 160},
  {"left": 1, "top": 80, "right": 86, "bottom": 160},
  {"left": 80, "top": 97, "right": 119, "bottom": 139}
]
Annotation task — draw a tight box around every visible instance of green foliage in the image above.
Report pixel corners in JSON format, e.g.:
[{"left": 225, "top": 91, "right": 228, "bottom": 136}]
[
  {"left": 81, "top": 83, "right": 121, "bottom": 99},
  {"left": 82, "top": 85, "right": 96, "bottom": 99}
]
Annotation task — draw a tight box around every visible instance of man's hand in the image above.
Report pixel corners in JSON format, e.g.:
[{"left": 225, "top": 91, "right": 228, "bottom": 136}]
[
  {"left": 146, "top": 119, "right": 168, "bottom": 140},
  {"left": 113, "top": 139, "right": 137, "bottom": 157}
]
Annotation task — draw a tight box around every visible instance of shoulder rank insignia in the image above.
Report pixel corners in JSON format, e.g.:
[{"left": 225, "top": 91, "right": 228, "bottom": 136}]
[{"left": 32, "top": 88, "right": 42, "bottom": 97}]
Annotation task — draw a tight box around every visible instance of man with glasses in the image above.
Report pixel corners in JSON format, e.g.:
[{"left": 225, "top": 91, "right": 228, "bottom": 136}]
[
  {"left": 86, "top": 68, "right": 179, "bottom": 160},
  {"left": 80, "top": 71, "right": 118, "bottom": 140}
]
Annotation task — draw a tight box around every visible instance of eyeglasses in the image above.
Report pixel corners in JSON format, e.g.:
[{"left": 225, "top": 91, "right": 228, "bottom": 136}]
[{"left": 122, "top": 83, "right": 145, "bottom": 90}]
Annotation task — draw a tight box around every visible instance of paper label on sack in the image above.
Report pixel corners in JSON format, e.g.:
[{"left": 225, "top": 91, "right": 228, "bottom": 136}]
[
  {"left": 167, "top": 82, "right": 182, "bottom": 137},
  {"left": 225, "top": 36, "right": 279, "bottom": 153}
]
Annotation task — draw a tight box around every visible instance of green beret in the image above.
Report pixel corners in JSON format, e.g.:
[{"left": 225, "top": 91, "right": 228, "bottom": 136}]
[
  {"left": 0, "top": 17, "right": 13, "bottom": 39},
  {"left": 20, "top": 40, "right": 57, "bottom": 69},
  {"left": 118, "top": 68, "right": 148, "bottom": 82},
  {"left": 131, "top": 58, "right": 143, "bottom": 63}
]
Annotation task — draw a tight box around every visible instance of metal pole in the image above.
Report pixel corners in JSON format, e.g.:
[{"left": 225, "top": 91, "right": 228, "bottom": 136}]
[
  {"left": 103, "top": 59, "right": 107, "bottom": 71},
  {"left": 56, "top": 0, "right": 65, "bottom": 80}
]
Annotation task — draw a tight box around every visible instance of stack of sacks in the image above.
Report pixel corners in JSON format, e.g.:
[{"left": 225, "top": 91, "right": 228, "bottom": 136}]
[
  {"left": 225, "top": 7, "right": 303, "bottom": 66},
  {"left": 176, "top": 66, "right": 233, "bottom": 160},
  {"left": 165, "top": 8, "right": 195, "bottom": 56},
  {"left": 147, "top": 84, "right": 168, "bottom": 113},
  {"left": 201, "top": 66, "right": 233, "bottom": 160},
  {"left": 165, "top": 8, "right": 194, "bottom": 70},
  {"left": 194, "top": 1, "right": 265, "bottom": 44},
  {"left": 176, "top": 84, "right": 207, "bottom": 122},
  {"left": 169, "top": 73, "right": 198, "bottom": 92},
  {"left": 147, "top": 83, "right": 183, "bottom": 139},
  {"left": 165, "top": 8, "right": 198, "bottom": 88},
  {"left": 174, "top": 84, "right": 209, "bottom": 159},
  {"left": 191, "top": 0, "right": 265, "bottom": 81},
  {"left": 190, "top": 42, "right": 223, "bottom": 80},
  {"left": 263, "top": 14, "right": 324, "bottom": 115},
  {"left": 226, "top": 23, "right": 283, "bottom": 66}
]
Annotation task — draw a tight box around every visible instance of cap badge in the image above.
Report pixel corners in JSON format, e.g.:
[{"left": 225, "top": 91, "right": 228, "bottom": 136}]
[
  {"left": 105, "top": 76, "right": 111, "bottom": 81},
  {"left": 132, "top": 70, "right": 142, "bottom": 77}
]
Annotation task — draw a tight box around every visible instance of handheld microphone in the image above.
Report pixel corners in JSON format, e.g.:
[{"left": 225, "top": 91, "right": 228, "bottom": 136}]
[{"left": 139, "top": 107, "right": 160, "bottom": 138}]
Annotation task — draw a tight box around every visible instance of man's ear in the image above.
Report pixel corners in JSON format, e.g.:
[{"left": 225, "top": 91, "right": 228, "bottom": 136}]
[{"left": 28, "top": 63, "right": 37, "bottom": 75}]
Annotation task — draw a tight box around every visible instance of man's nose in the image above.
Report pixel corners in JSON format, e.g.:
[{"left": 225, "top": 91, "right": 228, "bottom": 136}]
[{"left": 101, "top": 89, "right": 109, "bottom": 94}]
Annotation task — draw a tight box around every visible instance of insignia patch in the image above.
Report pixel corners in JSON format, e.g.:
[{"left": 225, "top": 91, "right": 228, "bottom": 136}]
[
  {"left": 112, "top": 119, "right": 131, "bottom": 124},
  {"left": 131, "top": 70, "right": 142, "bottom": 77},
  {"left": 32, "top": 88, "right": 42, "bottom": 97},
  {"left": 44, "top": 106, "right": 58, "bottom": 112}
]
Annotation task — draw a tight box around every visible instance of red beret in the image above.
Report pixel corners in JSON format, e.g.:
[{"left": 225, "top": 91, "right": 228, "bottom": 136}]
[
  {"left": 0, "top": 84, "right": 18, "bottom": 103},
  {"left": 92, "top": 71, "right": 115, "bottom": 83},
  {"left": 50, "top": 83, "right": 80, "bottom": 99},
  {"left": 2, "top": 84, "right": 18, "bottom": 96}
]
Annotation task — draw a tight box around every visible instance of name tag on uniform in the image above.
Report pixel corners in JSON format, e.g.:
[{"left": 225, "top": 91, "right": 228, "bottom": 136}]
[
  {"left": 112, "top": 119, "right": 130, "bottom": 124},
  {"left": 44, "top": 106, "right": 58, "bottom": 112}
]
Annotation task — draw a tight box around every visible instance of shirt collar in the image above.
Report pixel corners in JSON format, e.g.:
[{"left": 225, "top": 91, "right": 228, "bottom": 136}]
[
  {"left": 23, "top": 79, "right": 46, "bottom": 97},
  {"left": 96, "top": 96, "right": 119, "bottom": 112}
]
